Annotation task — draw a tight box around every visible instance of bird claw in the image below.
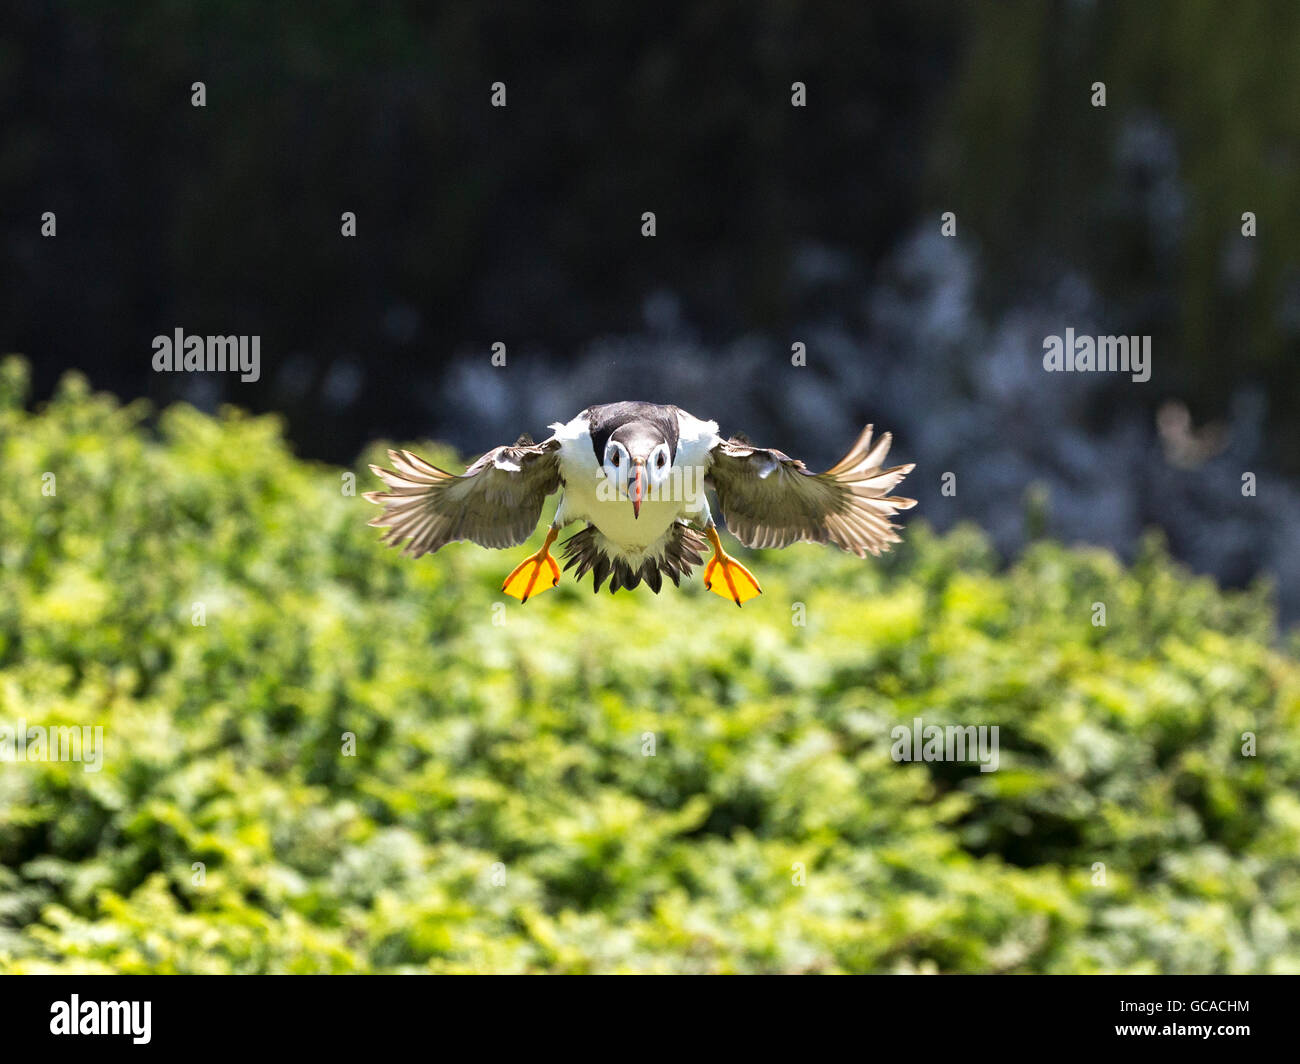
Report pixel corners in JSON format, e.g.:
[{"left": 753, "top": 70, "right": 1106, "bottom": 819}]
[
  {"left": 502, "top": 531, "right": 561, "bottom": 603},
  {"left": 703, "top": 551, "right": 762, "bottom": 606}
]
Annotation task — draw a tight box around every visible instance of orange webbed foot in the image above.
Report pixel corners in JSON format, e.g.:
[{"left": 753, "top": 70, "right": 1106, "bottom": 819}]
[
  {"left": 502, "top": 527, "right": 561, "bottom": 603},
  {"left": 703, "top": 526, "right": 763, "bottom": 606}
]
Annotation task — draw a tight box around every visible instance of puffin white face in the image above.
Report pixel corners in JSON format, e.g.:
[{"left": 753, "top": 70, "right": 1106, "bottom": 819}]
[
  {"left": 601, "top": 439, "right": 631, "bottom": 489},
  {"left": 646, "top": 442, "right": 672, "bottom": 487},
  {"left": 602, "top": 435, "right": 672, "bottom": 517}
]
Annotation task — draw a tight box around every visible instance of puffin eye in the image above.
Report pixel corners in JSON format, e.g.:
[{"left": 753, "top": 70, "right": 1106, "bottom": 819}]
[
  {"left": 656, "top": 452, "right": 666, "bottom": 468},
  {"left": 610, "top": 450, "right": 620, "bottom": 466}
]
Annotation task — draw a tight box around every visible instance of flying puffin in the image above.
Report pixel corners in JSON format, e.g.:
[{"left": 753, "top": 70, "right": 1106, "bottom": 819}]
[{"left": 364, "top": 402, "right": 916, "bottom": 606}]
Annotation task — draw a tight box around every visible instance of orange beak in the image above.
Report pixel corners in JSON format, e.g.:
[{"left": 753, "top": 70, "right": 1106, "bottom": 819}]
[{"left": 631, "top": 460, "right": 644, "bottom": 518}]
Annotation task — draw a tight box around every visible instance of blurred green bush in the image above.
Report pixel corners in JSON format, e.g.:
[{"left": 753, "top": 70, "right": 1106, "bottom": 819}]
[{"left": 1, "top": 357, "right": 1297, "bottom": 973}]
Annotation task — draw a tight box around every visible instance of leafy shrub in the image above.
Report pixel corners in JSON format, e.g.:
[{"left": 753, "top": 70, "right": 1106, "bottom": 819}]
[{"left": 1, "top": 358, "right": 1297, "bottom": 973}]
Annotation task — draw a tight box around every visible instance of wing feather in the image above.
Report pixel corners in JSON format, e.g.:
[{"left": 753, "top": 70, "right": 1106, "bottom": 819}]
[
  {"left": 706, "top": 425, "right": 916, "bottom": 557},
  {"left": 364, "top": 437, "right": 562, "bottom": 557}
]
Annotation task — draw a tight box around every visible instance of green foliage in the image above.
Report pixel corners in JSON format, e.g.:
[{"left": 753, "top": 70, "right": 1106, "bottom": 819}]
[{"left": 1, "top": 359, "right": 1298, "bottom": 973}]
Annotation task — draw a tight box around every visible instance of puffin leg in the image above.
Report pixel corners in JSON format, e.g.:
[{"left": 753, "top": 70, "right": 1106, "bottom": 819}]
[
  {"left": 501, "top": 525, "right": 562, "bottom": 603},
  {"left": 702, "top": 524, "right": 762, "bottom": 606}
]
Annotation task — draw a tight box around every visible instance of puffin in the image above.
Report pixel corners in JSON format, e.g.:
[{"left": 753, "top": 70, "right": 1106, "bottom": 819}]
[{"left": 364, "top": 402, "right": 916, "bottom": 606}]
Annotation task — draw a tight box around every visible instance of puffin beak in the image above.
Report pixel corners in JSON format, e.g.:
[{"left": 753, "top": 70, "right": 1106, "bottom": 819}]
[{"left": 631, "top": 459, "right": 644, "bottom": 518}]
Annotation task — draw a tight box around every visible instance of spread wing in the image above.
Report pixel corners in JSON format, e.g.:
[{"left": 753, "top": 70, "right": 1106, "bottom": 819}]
[
  {"left": 364, "top": 437, "right": 562, "bottom": 556},
  {"left": 705, "top": 425, "right": 915, "bottom": 557}
]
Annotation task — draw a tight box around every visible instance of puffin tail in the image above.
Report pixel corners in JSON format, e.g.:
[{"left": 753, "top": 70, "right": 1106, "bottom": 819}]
[{"left": 560, "top": 523, "right": 707, "bottom": 594}]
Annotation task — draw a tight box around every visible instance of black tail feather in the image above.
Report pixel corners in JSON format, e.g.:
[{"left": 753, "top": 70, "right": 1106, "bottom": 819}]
[{"left": 561, "top": 523, "right": 706, "bottom": 594}]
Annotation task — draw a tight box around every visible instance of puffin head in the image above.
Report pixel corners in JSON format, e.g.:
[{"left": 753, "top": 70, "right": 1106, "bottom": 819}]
[{"left": 602, "top": 423, "right": 673, "bottom": 518}]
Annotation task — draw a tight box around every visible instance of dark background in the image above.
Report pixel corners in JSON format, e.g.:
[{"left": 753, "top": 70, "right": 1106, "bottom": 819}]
[{"left": 4, "top": 1, "right": 1299, "bottom": 617}]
